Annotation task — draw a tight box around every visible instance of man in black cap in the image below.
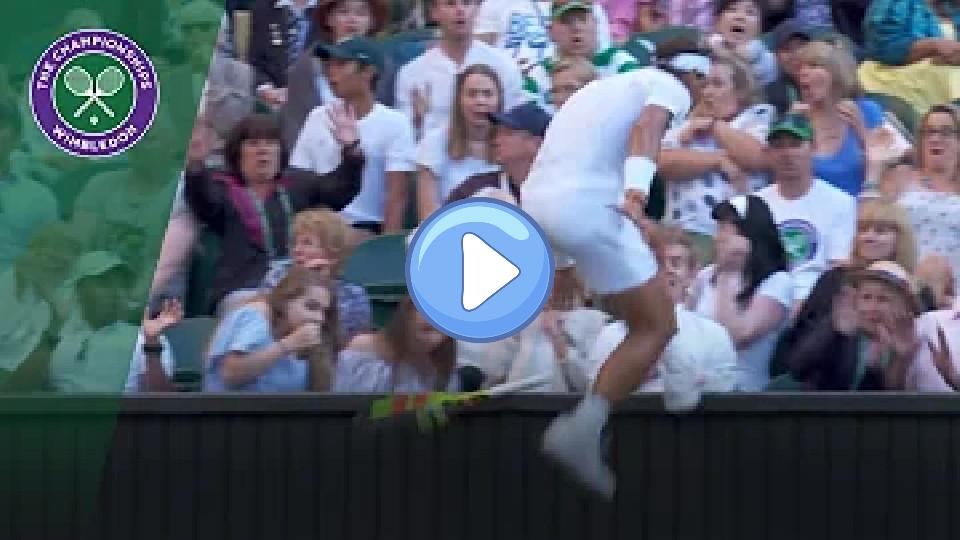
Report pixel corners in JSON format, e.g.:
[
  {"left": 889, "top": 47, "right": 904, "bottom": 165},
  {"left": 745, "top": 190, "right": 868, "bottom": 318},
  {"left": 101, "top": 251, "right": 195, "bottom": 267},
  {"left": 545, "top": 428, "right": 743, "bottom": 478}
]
[
  {"left": 764, "top": 21, "right": 836, "bottom": 114},
  {"left": 289, "top": 37, "right": 416, "bottom": 234},
  {"left": 445, "top": 102, "right": 551, "bottom": 204}
]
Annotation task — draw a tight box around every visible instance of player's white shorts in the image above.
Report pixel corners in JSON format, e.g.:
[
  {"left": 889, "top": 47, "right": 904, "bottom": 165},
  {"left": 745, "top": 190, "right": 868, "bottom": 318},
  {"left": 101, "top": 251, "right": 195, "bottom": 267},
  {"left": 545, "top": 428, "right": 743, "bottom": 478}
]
[{"left": 524, "top": 187, "right": 657, "bottom": 295}]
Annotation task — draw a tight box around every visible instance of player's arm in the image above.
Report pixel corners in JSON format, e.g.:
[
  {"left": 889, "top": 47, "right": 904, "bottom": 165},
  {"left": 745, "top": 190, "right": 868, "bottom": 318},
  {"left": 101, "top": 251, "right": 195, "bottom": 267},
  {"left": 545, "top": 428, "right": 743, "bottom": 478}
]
[{"left": 623, "top": 104, "right": 672, "bottom": 211}]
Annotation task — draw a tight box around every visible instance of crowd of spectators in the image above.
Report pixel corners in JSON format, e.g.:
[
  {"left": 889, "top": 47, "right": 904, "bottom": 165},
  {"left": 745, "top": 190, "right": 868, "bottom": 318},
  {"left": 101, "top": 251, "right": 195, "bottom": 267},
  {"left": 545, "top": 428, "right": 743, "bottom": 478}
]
[{"left": 0, "top": 0, "right": 958, "bottom": 397}]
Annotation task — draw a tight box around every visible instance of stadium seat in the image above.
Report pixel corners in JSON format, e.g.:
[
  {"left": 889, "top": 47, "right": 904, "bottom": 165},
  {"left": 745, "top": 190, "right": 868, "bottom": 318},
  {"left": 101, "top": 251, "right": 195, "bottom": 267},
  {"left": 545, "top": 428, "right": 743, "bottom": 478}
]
[
  {"left": 340, "top": 234, "right": 409, "bottom": 329},
  {"left": 765, "top": 373, "right": 808, "bottom": 391},
  {"left": 184, "top": 229, "right": 221, "bottom": 318},
  {"left": 865, "top": 92, "right": 918, "bottom": 138},
  {"left": 164, "top": 317, "right": 217, "bottom": 392},
  {"left": 341, "top": 233, "right": 407, "bottom": 286}
]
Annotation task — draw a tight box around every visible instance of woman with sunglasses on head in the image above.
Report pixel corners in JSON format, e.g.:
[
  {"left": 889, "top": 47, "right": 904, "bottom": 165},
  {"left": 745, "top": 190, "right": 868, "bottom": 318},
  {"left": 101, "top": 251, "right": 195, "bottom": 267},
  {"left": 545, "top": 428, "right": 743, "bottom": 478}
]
[{"left": 688, "top": 195, "right": 792, "bottom": 391}]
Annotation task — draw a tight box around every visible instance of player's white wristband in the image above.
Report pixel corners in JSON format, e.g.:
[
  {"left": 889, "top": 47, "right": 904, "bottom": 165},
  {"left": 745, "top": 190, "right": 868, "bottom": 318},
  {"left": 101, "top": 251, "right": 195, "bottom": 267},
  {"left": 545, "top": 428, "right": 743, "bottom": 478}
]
[{"left": 623, "top": 156, "right": 658, "bottom": 197}]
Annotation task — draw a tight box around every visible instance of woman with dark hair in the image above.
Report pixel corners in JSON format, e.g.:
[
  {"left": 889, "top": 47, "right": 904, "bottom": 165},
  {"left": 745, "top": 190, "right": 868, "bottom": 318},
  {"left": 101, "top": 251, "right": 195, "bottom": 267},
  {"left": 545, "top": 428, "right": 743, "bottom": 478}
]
[
  {"left": 689, "top": 194, "right": 792, "bottom": 390},
  {"left": 184, "top": 112, "right": 364, "bottom": 315},
  {"left": 205, "top": 266, "right": 339, "bottom": 392},
  {"left": 416, "top": 64, "right": 503, "bottom": 221},
  {"left": 333, "top": 296, "right": 458, "bottom": 392}
]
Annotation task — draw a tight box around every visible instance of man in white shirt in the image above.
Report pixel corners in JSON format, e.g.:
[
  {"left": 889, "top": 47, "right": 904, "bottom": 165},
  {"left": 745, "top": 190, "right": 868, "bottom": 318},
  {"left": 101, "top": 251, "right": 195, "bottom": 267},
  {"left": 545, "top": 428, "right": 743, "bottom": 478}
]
[
  {"left": 394, "top": 0, "right": 527, "bottom": 138},
  {"left": 756, "top": 114, "right": 857, "bottom": 302},
  {"left": 522, "top": 61, "right": 696, "bottom": 497},
  {"left": 474, "top": 0, "right": 612, "bottom": 70},
  {"left": 291, "top": 38, "right": 416, "bottom": 233}
]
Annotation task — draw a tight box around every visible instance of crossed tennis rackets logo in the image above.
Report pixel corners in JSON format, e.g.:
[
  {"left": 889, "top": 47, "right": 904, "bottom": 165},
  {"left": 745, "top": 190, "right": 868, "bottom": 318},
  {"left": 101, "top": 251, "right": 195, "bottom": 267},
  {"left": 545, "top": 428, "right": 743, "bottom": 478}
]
[{"left": 62, "top": 65, "right": 125, "bottom": 119}]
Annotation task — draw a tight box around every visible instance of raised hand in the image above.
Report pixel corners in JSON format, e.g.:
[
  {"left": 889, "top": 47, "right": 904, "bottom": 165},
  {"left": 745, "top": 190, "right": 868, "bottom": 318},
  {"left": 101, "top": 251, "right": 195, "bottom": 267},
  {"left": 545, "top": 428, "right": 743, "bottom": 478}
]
[
  {"left": 876, "top": 309, "right": 921, "bottom": 360},
  {"left": 836, "top": 100, "right": 868, "bottom": 143},
  {"left": 928, "top": 325, "right": 958, "bottom": 389},
  {"left": 143, "top": 298, "right": 184, "bottom": 344},
  {"left": 327, "top": 101, "right": 360, "bottom": 147},
  {"left": 282, "top": 321, "right": 325, "bottom": 353},
  {"left": 411, "top": 83, "right": 431, "bottom": 135}
]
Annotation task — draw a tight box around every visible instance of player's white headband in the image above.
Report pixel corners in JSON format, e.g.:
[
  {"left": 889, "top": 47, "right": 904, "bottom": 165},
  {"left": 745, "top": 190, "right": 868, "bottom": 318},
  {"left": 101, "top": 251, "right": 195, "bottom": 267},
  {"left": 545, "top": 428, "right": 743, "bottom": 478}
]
[{"left": 668, "top": 53, "right": 711, "bottom": 76}]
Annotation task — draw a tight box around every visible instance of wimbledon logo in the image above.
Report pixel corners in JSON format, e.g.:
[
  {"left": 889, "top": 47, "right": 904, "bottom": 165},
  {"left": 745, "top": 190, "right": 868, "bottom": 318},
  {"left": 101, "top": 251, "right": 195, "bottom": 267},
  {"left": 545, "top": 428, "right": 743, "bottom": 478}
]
[{"left": 29, "top": 29, "right": 159, "bottom": 158}]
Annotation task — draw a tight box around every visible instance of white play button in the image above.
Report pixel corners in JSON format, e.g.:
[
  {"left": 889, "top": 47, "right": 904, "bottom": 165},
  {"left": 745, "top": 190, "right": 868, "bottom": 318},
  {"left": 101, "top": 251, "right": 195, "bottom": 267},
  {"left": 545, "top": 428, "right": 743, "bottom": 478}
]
[{"left": 461, "top": 233, "right": 520, "bottom": 311}]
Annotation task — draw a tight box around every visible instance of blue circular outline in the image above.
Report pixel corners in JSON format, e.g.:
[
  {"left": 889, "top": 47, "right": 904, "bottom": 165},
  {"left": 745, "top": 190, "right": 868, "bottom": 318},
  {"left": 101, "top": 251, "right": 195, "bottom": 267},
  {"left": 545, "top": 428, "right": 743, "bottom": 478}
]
[{"left": 405, "top": 197, "right": 556, "bottom": 343}]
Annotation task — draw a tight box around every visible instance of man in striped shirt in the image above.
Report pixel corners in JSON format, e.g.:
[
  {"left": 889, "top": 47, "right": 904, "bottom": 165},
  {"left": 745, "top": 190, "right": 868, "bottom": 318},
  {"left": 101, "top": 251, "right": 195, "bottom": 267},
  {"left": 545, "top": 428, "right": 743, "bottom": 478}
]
[{"left": 523, "top": 0, "right": 642, "bottom": 110}]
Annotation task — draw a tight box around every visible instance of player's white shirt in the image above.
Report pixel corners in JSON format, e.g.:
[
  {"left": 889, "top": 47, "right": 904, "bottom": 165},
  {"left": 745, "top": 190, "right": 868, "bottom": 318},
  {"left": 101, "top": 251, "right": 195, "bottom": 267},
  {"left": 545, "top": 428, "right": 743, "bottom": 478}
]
[{"left": 521, "top": 67, "right": 691, "bottom": 204}]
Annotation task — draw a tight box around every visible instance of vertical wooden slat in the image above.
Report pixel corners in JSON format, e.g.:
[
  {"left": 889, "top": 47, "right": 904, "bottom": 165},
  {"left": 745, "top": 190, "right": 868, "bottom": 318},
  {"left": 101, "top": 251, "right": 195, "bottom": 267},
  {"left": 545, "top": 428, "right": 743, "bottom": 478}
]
[
  {"left": 918, "top": 418, "right": 950, "bottom": 540},
  {"left": 284, "top": 416, "right": 318, "bottom": 540},
  {"left": 674, "top": 414, "right": 706, "bottom": 540},
  {"left": 134, "top": 415, "right": 170, "bottom": 540},
  {"left": 435, "top": 415, "right": 468, "bottom": 540},
  {"left": 257, "top": 419, "right": 287, "bottom": 540},
  {"left": 704, "top": 416, "right": 736, "bottom": 540},
  {"left": 167, "top": 415, "right": 197, "bottom": 540},
  {"left": 315, "top": 417, "right": 348, "bottom": 540},
  {"left": 645, "top": 414, "right": 676, "bottom": 540},
  {"left": 103, "top": 418, "right": 136, "bottom": 540},
  {"left": 734, "top": 416, "right": 767, "bottom": 540},
  {"left": 195, "top": 415, "right": 227, "bottom": 540},
  {"left": 524, "top": 415, "right": 557, "bottom": 540},
  {"left": 43, "top": 416, "right": 77, "bottom": 540},
  {"left": 765, "top": 416, "right": 798, "bottom": 540},
  {"left": 405, "top": 421, "right": 437, "bottom": 540},
  {"left": 75, "top": 414, "right": 114, "bottom": 540},
  {"left": 226, "top": 416, "right": 259, "bottom": 540},
  {"left": 797, "top": 418, "right": 829, "bottom": 540},
  {"left": 347, "top": 417, "right": 378, "bottom": 540},
  {"left": 887, "top": 417, "right": 920, "bottom": 540},
  {"left": 825, "top": 416, "right": 859, "bottom": 540},
  {"left": 465, "top": 415, "right": 498, "bottom": 540},
  {"left": 377, "top": 419, "right": 407, "bottom": 540},
  {"left": 949, "top": 418, "right": 960, "bottom": 539},
  {"left": 615, "top": 414, "right": 646, "bottom": 540},
  {"left": 495, "top": 411, "right": 524, "bottom": 540},
  {"left": 857, "top": 417, "right": 890, "bottom": 540},
  {"left": 0, "top": 413, "right": 13, "bottom": 539}
]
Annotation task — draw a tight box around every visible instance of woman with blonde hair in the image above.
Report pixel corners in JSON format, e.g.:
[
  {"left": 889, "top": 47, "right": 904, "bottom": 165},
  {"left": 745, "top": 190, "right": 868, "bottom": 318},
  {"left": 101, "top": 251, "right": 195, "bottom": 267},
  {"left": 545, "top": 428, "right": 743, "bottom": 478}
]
[
  {"left": 549, "top": 58, "right": 598, "bottom": 111},
  {"left": 770, "top": 198, "right": 920, "bottom": 377},
  {"left": 415, "top": 64, "right": 503, "bottom": 221},
  {"left": 262, "top": 208, "right": 371, "bottom": 345},
  {"left": 793, "top": 40, "right": 903, "bottom": 196}
]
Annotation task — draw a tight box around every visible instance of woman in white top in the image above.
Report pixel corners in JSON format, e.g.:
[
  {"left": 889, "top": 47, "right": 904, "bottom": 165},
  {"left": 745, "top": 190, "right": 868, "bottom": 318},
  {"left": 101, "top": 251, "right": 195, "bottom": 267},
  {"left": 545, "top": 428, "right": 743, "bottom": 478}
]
[
  {"left": 416, "top": 64, "right": 503, "bottom": 221},
  {"left": 882, "top": 105, "right": 960, "bottom": 288},
  {"left": 659, "top": 53, "right": 774, "bottom": 262},
  {"left": 689, "top": 195, "right": 793, "bottom": 391}
]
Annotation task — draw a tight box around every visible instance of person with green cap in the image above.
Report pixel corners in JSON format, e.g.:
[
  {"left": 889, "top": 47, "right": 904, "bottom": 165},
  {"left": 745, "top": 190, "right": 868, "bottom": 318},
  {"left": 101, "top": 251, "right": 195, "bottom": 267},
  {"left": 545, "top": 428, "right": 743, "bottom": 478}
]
[
  {"left": 523, "top": 0, "right": 641, "bottom": 111},
  {"left": 46, "top": 252, "right": 182, "bottom": 393},
  {"left": 756, "top": 113, "right": 857, "bottom": 303},
  {"left": 474, "top": 0, "right": 612, "bottom": 70},
  {"left": 290, "top": 38, "right": 416, "bottom": 234}
]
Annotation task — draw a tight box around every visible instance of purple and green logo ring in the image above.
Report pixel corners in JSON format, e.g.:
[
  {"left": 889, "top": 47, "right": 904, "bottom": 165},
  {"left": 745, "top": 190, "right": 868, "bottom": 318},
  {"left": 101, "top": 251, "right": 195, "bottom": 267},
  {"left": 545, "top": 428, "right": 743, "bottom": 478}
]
[{"left": 29, "top": 29, "right": 159, "bottom": 158}]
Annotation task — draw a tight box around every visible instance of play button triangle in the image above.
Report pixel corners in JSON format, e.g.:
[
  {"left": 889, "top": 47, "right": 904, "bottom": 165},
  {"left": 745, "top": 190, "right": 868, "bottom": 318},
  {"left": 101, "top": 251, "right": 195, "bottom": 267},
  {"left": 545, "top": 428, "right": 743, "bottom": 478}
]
[{"left": 461, "top": 233, "right": 520, "bottom": 311}]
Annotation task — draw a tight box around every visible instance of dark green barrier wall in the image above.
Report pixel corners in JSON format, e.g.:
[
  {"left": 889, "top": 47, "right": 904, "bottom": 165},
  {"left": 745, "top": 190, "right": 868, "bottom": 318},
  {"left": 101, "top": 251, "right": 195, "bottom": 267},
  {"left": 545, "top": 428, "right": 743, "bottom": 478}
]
[{"left": 2, "top": 394, "right": 960, "bottom": 540}]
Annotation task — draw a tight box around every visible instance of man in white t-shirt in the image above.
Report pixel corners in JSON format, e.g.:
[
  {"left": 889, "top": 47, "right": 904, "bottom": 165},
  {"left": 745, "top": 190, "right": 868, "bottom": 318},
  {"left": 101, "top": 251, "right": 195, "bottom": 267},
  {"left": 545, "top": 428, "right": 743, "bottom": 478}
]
[
  {"left": 291, "top": 38, "right": 416, "bottom": 233},
  {"left": 474, "top": 0, "right": 612, "bottom": 70},
  {"left": 522, "top": 61, "right": 696, "bottom": 497},
  {"left": 394, "top": 0, "right": 527, "bottom": 138},
  {"left": 755, "top": 114, "right": 857, "bottom": 302}
]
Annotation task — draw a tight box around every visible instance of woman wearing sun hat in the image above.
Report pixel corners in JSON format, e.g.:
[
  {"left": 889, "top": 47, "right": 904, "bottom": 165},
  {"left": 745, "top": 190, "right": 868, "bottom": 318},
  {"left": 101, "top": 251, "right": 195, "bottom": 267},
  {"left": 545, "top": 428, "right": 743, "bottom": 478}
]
[{"left": 786, "top": 260, "right": 922, "bottom": 391}]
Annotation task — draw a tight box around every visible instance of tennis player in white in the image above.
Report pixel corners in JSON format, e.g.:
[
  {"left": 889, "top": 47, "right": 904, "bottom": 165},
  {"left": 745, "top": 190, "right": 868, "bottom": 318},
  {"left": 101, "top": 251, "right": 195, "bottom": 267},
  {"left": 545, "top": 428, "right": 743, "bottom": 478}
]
[{"left": 521, "top": 53, "right": 707, "bottom": 497}]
